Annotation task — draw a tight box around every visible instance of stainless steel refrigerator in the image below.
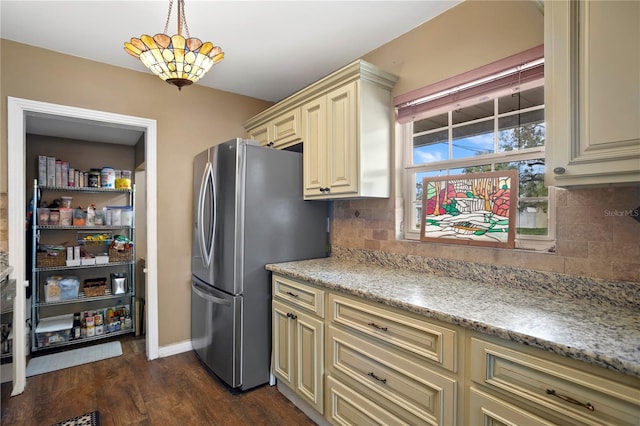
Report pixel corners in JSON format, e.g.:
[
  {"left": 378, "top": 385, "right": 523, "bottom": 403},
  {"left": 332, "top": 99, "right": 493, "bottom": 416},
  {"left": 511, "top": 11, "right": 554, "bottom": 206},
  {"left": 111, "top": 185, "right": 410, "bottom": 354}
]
[{"left": 191, "top": 138, "right": 327, "bottom": 391}]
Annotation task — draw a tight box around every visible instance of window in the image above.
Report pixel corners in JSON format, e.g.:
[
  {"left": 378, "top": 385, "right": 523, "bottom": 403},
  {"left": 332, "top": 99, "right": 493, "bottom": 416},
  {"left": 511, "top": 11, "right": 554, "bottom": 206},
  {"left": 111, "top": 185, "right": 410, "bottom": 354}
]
[{"left": 397, "top": 46, "right": 554, "bottom": 250}]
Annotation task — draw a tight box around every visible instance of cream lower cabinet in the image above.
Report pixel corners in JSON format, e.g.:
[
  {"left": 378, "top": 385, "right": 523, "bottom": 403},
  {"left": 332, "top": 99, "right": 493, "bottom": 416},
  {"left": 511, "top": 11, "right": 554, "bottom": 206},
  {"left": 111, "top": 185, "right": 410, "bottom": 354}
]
[
  {"left": 545, "top": 0, "right": 640, "bottom": 187},
  {"left": 272, "top": 273, "right": 640, "bottom": 425},
  {"left": 325, "top": 293, "right": 460, "bottom": 426},
  {"left": 468, "top": 334, "right": 640, "bottom": 426},
  {"left": 272, "top": 275, "right": 325, "bottom": 414}
]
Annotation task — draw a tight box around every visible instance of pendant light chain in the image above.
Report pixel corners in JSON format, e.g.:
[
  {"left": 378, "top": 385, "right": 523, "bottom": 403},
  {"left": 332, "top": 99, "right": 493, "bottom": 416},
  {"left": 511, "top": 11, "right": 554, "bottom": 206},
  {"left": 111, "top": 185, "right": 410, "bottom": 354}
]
[
  {"left": 179, "top": 0, "right": 191, "bottom": 39},
  {"left": 163, "top": 0, "right": 174, "bottom": 35},
  {"left": 162, "top": 0, "right": 191, "bottom": 38}
]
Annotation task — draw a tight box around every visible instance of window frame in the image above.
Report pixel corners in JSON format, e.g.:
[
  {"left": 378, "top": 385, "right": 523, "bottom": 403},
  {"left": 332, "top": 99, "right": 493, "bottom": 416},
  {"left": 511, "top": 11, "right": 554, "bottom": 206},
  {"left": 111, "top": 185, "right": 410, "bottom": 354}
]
[{"left": 397, "top": 47, "right": 555, "bottom": 251}]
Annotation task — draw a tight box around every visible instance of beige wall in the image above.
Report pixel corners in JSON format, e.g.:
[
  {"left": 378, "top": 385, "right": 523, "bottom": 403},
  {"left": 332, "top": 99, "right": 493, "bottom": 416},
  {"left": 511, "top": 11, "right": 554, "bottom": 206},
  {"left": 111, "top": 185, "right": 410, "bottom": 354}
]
[
  {"left": 337, "top": 0, "right": 640, "bottom": 284},
  {"left": 1, "top": 39, "right": 272, "bottom": 346},
  {"left": 2, "top": 1, "right": 638, "bottom": 350}
]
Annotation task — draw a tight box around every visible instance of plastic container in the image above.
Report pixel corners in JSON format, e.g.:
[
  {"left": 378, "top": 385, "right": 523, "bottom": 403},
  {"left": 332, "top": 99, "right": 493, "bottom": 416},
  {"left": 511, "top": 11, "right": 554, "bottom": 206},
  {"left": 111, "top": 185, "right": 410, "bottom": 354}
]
[
  {"left": 60, "top": 196, "right": 73, "bottom": 208},
  {"left": 37, "top": 208, "right": 50, "bottom": 225},
  {"left": 116, "top": 170, "right": 132, "bottom": 189},
  {"left": 73, "top": 208, "right": 86, "bottom": 226},
  {"left": 100, "top": 167, "right": 115, "bottom": 188},
  {"left": 48, "top": 209, "right": 60, "bottom": 225},
  {"left": 59, "top": 208, "right": 73, "bottom": 226},
  {"left": 59, "top": 277, "right": 80, "bottom": 300},
  {"left": 35, "top": 314, "right": 73, "bottom": 347}
]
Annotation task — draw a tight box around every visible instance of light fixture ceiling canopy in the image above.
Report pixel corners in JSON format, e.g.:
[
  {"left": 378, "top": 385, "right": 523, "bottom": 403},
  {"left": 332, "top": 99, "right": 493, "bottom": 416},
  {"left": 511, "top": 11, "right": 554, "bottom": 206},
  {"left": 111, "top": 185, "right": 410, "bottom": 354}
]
[{"left": 124, "top": 0, "right": 224, "bottom": 90}]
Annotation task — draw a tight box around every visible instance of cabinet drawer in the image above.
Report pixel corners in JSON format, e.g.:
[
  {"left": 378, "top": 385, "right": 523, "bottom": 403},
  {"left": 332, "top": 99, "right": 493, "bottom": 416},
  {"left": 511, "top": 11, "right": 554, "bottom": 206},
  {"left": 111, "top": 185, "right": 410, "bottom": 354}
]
[
  {"left": 328, "top": 325, "right": 456, "bottom": 426},
  {"left": 272, "top": 274, "right": 325, "bottom": 318},
  {"left": 328, "top": 293, "right": 456, "bottom": 371},
  {"left": 326, "top": 375, "right": 413, "bottom": 426},
  {"left": 470, "top": 337, "right": 640, "bottom": 426},
  {"left": 469, "top": 387, "right": 557, "bottom": 426}
]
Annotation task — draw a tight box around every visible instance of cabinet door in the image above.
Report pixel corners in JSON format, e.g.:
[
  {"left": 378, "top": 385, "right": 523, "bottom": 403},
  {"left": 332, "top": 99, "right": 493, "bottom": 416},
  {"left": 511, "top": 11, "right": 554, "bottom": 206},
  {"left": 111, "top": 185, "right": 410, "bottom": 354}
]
[
  {"left": 326, "top": 82, "right": 358, "bottom": 196},
  {"left": 247, "top": 123, "right": 271, "bottom": 147},
  {"left": 302, "top": 97, "right": 326, "bottom": 197},
  {"left": 545, "top": 0, "right": 640, "bottom": 186},
  {"left": 294, "top": 310, "right": 324, "bottom": 414},
  {"left": 272, "top": 300, "right": 294, "bottom": 388},
  {"left": 271, "top": 108, "right": 301, "bottom": 149}
]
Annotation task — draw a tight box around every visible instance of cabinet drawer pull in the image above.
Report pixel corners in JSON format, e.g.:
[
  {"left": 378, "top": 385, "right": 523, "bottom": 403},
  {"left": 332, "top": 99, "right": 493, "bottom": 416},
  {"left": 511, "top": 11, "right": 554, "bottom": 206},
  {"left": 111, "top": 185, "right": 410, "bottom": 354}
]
[
  {"left": 546, "top": 389, "right": 595, "bottom": 412},
  {"left": 285, "top": 291, "right": 299, "bottom": 298},
  {"left": 367, "top": 372, "right": 387, "bottom": 384},
  {"left": 286, "top": 312, "right": 298, "bottom": 320},
  {"left": 367, "top": 322, "right": 388, "bottom": 332}
]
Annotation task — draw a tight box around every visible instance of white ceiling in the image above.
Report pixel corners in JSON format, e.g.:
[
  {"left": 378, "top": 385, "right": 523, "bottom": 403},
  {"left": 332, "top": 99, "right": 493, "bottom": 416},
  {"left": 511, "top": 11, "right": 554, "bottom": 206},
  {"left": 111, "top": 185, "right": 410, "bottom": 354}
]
[{"left": 1, "top": 0, "right": 462, "bottom": 143}]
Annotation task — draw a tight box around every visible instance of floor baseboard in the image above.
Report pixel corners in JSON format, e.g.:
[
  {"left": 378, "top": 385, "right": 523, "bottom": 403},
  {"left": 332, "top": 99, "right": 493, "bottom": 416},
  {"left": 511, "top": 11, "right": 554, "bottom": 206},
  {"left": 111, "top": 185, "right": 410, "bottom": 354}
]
[{"left": 158, "top": 339, "right": 192, "bottom": 358}]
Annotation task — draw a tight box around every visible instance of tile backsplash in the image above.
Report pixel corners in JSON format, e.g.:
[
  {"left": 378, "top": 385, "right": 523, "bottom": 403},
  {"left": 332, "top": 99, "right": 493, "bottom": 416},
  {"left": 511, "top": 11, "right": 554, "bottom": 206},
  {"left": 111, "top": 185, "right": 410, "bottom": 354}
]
[{"left": 331, "top": 185, "right": 640, "bottom": 283}]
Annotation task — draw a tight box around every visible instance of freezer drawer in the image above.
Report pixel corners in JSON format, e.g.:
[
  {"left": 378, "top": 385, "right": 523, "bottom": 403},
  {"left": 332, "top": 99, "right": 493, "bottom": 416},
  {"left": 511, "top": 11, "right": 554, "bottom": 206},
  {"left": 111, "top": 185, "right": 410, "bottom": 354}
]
[{"left": 191, "top": 278, "right": 242, "bottom": 388}]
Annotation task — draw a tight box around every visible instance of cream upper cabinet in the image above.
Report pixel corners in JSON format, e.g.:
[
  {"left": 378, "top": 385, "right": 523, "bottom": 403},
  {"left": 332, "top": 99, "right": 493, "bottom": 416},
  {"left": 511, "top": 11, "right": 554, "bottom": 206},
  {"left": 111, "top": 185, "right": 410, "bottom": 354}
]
[
  {"left": 545, "top": 0, "right": 640, "bottom": 187},
  {"left": 302, "top": 65, "right": 397, "bottom": 200},
  {"left": 246, "top": 108, "right": 301, "bottom": 149},
  {"left": 303, "top": 82, "right": 359, "bottom": 198},
  {"left": 301, "top": 96, "right": 326, "bottom": 194},
  {"left": 244, "top": 60, "right": 398, "bottom": 199}
]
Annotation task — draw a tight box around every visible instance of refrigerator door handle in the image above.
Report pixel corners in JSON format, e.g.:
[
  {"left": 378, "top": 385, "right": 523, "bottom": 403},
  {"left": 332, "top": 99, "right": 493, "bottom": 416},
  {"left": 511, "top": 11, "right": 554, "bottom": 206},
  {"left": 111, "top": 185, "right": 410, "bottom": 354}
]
[
  {"left": 192, "top": 281, "right": 232, "bottom": 306},
  {"left": 197, "top": 161, "right": 215, "bottom": 268}
]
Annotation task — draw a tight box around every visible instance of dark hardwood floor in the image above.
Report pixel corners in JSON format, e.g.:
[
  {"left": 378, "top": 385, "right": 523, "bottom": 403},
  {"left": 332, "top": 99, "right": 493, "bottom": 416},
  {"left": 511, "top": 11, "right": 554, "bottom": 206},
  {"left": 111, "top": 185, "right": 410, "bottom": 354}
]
[{"left": 1, "top": 336, "right": 316, "bottom": 425}]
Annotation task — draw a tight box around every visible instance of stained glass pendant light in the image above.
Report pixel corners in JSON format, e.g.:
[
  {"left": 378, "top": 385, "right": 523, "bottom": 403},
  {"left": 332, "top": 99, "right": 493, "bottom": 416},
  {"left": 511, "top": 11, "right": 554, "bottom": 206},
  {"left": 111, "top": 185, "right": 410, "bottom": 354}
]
[{"left": 124, "top": 0, "right": 224, "bottom": 90}]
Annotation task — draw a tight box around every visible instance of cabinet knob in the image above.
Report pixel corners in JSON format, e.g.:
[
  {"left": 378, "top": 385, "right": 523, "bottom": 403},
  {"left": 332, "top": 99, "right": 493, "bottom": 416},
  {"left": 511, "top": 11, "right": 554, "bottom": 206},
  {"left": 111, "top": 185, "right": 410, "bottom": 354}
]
[
  {"left": 319, "top": 187, "right": 330, "bottom": 193},
  {"left": 286, "top": 312, "right": 297, "bottom": 320},
  {"left": 267, "top": 141, "right": 275, "bottom": 148},
  {"left": 553, "top": 167, "right": 566, "bottom": 175}
]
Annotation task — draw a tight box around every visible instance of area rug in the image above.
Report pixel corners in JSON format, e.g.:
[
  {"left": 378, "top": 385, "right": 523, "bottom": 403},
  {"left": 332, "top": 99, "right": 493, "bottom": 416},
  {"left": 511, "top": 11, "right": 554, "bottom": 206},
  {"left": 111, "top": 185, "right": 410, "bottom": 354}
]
[
  {"left": 26, "top": 341, "right": 122, "bottom": 377},
  {"left": 51, "top": 410, "right": 100, "bottom": 426}
]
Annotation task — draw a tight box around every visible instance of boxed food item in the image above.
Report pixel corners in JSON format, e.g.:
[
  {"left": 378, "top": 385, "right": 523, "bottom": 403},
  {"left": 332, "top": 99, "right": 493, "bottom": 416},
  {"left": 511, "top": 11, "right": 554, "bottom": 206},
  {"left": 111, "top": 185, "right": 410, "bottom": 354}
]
[
  {"left": 36, "top": 314, "right": 73, "bottom": 347},
  {"left": 59, "top": 276, "right": 80, "bottom": 300},
  {"left": 83, "top": 278, "right": 106, "bottom": 297},
  {"left": 80, "top": 257, "right": 96, "bottom": 266},
  {"left": 44, "top": 276, "right": 62, "bottom": 302}
]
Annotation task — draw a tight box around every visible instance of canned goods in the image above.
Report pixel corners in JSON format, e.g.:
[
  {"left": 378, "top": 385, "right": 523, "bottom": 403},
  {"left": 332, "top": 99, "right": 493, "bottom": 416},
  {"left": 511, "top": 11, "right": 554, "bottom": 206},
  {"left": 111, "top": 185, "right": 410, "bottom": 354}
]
[
  {"left": 88, "top": 169, "right": 101, "bottom": 187},
  {"left": 101, "top": 167, "right": 115, "bottom": 188}
]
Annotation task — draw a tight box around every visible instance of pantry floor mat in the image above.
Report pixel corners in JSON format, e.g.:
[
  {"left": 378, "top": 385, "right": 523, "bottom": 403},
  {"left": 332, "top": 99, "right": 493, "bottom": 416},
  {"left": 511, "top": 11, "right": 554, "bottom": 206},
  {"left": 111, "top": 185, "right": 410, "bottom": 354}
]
[{"left": 26, "top": 341, "right": 122, "bottom": 377}]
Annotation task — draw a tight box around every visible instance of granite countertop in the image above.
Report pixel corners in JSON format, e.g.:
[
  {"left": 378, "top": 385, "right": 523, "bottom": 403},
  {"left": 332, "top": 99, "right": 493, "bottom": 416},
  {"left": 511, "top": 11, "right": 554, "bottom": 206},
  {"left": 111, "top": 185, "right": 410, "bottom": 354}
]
[{"left": 266, "top": 254, "right": 640, "bottom": 379}]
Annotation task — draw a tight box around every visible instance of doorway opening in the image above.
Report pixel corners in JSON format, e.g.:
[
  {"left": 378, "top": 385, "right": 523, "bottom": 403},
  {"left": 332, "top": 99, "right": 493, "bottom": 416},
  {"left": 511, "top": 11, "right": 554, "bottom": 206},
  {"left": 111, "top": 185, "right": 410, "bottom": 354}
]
[{"left": 7, "top": 97, "right": 159, "bottom": 395}]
